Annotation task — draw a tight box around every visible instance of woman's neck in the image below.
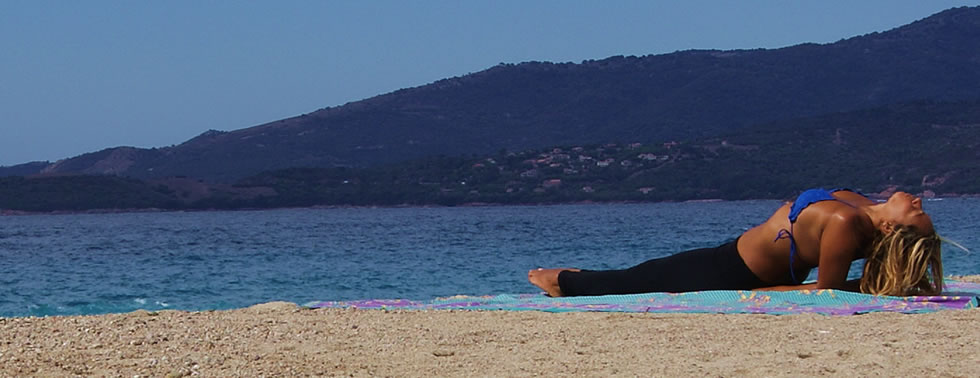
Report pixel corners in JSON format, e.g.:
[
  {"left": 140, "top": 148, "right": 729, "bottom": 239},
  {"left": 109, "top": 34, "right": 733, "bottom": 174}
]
[{"left": 860, "top": 203, "right": 888, "bottom": 234}]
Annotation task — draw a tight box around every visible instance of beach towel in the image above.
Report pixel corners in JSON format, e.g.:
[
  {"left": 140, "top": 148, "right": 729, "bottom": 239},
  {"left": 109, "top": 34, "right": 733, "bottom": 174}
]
[{"left": 306, "top": 280, "right": 980, "bottom": 315}]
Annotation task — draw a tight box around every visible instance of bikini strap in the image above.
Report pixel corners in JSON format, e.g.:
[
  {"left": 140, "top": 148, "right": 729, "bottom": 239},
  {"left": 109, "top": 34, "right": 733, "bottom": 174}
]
[{"left": 774, "top": 225, "right": 802, "bottom": 284}]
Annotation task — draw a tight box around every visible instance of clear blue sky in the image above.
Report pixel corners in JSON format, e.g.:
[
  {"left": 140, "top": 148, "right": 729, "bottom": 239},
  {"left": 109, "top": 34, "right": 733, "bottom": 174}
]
[{"left": 2, "top": 1, "right": 977, "bottom": 166}]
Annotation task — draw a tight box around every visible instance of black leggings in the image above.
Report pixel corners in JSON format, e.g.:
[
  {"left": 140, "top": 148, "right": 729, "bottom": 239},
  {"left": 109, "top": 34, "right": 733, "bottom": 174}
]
[{"left": 557, "top": 239, "right": 770, "bottom": 296}]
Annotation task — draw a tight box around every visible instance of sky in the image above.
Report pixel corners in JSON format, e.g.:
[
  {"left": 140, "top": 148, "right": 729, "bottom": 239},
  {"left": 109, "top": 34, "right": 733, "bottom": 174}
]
[{"left": 2, "top": 1, "right": 978, "bottom": 166}]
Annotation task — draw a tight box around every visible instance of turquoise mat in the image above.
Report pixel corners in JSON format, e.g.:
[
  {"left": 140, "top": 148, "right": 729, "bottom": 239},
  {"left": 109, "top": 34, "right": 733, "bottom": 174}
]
[{"left": 307, "top": 280, "right": 980, "bottom": 315}]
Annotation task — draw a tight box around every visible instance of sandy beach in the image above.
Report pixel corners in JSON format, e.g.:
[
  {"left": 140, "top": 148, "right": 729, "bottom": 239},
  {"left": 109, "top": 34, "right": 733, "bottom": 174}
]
[{"left": 2, "top": 276, "right": 978, "bottom": 377}]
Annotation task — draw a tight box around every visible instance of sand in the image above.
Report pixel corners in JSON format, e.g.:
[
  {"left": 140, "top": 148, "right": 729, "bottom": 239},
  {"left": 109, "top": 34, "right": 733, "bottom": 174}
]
[{"left": 2, "top": 276, "right": 978, "bottom": 377}]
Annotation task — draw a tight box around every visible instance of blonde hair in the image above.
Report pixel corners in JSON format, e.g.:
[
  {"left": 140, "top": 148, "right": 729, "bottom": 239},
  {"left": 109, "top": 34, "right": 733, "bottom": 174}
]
[{"left": 860, "top": 225, "right": 943, "bottom": 296}]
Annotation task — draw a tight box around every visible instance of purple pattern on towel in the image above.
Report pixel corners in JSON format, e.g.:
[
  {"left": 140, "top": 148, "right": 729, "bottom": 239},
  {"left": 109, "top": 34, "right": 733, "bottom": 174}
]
[{"left": 306, "top": 281, "right": 980, "bottom": 315}]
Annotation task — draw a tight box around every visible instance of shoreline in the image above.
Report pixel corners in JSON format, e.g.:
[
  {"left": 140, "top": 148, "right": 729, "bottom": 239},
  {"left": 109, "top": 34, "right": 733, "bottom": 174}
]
[
  {"left": 4, "top": 194, "right": 980, "bottom": 216},
  {"left": 2, "top": 276, "right": 978, "bottom": 375}
]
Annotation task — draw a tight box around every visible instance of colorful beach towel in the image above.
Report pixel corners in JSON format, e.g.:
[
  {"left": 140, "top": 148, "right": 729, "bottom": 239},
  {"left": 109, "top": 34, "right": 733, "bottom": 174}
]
[{"left": 306, "top": 280, "right": 980, "bottom": 315}]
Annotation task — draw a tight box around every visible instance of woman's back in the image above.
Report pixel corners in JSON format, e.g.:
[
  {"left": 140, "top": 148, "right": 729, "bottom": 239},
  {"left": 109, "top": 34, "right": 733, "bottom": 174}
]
[{"left": 737, "top": 190, "right": 875, "bottom": 285}]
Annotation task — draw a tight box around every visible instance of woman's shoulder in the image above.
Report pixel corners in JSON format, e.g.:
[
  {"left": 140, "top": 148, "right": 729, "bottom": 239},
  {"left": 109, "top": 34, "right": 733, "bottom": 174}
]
[
  {"left": 832, "top": 189, "right": 876, "bottom": 206},
  {"left": 822, "top": 203, "right": 875, "bottom": 241},
  {"left": 826, "top": 206, "right": 865, "bottom": 226}
]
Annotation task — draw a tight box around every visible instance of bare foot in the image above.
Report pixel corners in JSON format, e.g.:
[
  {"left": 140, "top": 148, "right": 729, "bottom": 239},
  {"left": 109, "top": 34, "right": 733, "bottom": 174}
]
[{"left": 527, "top": 268, "right": 580, "bottom": 297}]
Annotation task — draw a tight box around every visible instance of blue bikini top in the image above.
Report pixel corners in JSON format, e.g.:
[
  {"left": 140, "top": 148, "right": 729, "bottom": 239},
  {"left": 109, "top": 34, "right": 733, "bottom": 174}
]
[
  {"left": 789, "top": 188, "right": 845, "bottom": 223},
  {"left": 775, "top": 188, "right": 864, "bottom": 284}
]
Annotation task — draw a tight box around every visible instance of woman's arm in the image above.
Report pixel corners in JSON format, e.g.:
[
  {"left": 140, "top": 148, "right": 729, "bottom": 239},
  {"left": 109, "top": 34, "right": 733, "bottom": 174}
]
[
  {"left": 755, "top": 214, "right": 866, "bottom": 292},
  {"left": 754, "top": 279, "right": 861, "bottom": 292},
  {"left": 814, "top": 213, "right": 864, "bottom": 290}
]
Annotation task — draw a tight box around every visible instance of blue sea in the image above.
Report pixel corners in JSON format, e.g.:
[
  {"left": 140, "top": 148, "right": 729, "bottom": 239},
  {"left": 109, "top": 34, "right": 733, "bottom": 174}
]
[{"left": 1, "top": 200, "right": 977, "bottom": 317}]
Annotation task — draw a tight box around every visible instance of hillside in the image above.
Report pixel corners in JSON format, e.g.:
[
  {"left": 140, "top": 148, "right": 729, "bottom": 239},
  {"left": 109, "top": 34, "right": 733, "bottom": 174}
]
[
  {"left": 4, "top": 6, "right": 980, "bottom": 183},
  {"left": 218, "top": 100, "right": 980, "bottom": 207},
  {"left": 3, "top": 100, "right": 979, "bottom": 212}
]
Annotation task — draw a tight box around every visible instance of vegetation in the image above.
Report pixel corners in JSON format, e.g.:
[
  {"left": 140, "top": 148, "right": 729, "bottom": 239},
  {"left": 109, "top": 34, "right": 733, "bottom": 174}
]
[
  {"left": 0, "top": 175, "right": 179, "bottom": 212},
  {"left": 5, "top": 7, "right": 980, "bottom": 182},
  {"left": 3, "top": 8, "right": 980, "bottom": 210},
  {"left": 3, "top": 100, "right": 980, "bottom": 212}
]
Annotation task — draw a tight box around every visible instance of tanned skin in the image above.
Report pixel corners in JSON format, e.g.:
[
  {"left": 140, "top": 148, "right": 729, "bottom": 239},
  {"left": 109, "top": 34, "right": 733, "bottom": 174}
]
[{"left": 528, "top": 191, "right": 932, "bottom": 296}]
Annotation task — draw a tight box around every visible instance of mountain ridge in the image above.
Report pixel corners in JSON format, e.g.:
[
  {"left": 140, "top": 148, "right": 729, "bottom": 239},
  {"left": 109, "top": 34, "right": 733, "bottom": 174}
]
[
  {"left": 3, "top": 6, "right": 980, "bottom": 182},
  {"left": 4, "top": 99, "right": 980, "bottom": 212}
]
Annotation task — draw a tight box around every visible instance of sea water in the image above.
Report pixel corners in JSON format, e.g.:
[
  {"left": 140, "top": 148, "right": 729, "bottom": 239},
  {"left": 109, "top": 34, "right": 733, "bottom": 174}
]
[{"left": 1, "top": 200, "right": 977, "bottom": 317}]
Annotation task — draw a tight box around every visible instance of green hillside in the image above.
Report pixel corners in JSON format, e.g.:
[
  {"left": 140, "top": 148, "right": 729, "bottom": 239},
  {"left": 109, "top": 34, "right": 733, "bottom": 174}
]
[
  {"left": 5, "top": 101, "right": 977, "bottom": 212},
  {"left": 4, "top": 7, "right": 980, "bottom": 183}
]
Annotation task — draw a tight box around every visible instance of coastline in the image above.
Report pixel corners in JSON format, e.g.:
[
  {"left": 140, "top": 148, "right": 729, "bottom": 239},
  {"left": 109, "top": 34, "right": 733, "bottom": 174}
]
[
  {"left": 2, "top": 276, "right": 978, "bottom": 376},
  {"left": 4, "top": 194, "right": 980, "bottom": 216}
]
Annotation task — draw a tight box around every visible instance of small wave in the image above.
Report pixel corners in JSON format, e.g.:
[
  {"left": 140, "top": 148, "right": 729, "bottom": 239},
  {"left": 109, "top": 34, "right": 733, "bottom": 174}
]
[
  {"left": 134, "top": 298, "right": 147, "bottom": 305},
  {"left": 183, "top": 254, "right": 205, "bottom": 261}
]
